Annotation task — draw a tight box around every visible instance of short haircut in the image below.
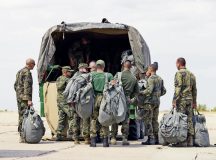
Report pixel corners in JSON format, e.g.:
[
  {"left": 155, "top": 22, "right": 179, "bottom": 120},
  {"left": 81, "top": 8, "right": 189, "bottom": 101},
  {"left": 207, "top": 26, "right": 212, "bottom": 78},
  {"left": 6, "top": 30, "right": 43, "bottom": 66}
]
[
  {"left": 177, "top": 57, "right": 186, "bottom": 66},
  {"left": 149, "top": 64, "right": 157, "bottom": 72}
]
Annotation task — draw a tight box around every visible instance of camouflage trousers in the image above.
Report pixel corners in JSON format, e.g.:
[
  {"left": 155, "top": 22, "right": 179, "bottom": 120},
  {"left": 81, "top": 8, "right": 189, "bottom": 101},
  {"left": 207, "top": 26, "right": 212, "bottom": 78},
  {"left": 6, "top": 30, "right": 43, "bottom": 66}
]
[
  {"left": 176, "top": 99, "right": 194, "bottom": 136},
  {"left": 72, "top": 109, "right": 90, "bottom": 140},
  {"left": 139, "top": 104, "right": 159, "bottom": 137},
  {"left": 90, "top": 94, "right": 109, "bottom": 138},
  {"left": 17, "top": 99, "right": 28, "bottom": 135},
  {"left": 111, "top": 110, "right": 130, "bottom": 139},
  {"left": 56, "top": 102, "right": 73, "bottom": 135}
]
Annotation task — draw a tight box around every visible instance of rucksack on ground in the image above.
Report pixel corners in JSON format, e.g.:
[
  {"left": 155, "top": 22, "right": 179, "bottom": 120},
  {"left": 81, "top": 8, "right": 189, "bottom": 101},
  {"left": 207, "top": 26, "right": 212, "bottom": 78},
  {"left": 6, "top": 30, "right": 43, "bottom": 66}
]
[
  {"left": 98, "top": 73, "right": 127, "bottom": 126},
  {"left": 159, "top": 108, "right": 188, "bottom": 144},
  {"left": 21, "top": 107, "right": 45, "bottom": 143},
  {"left": 193, "top": 109, "right": 210, "bottom": 147}
]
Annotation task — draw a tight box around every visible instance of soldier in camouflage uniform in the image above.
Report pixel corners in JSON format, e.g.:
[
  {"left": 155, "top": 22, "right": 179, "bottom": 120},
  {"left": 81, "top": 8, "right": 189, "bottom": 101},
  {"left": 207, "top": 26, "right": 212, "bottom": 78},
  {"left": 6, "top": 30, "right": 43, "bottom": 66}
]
[
  {"left": 140, "top": 63, "right": 166, "bottom": 145},
  {"left": 70, "top": 63, "right": 91, "bottom": 145},
  {"left": 68, "top": 38, "right": 91, "bottom": 70},
  {"left": 90, "top": 60, "right": 114, "bottom": 147},
  {"left": 111, "top": 60, "right": 140, "bottom": 145},
  {"left": 14, "top": 58, "right": 35, "bottom": 143},
  {"left": 172, "top": 57, "right": 197, "bottom": 147},
  {"left": 56, "top": 66, "right": 73, "bottom": 141}
]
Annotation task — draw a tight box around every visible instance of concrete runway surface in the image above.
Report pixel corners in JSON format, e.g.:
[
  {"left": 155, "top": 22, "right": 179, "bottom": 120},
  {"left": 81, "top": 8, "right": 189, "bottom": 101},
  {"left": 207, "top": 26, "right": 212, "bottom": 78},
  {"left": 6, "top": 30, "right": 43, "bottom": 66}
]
[{"left": 0, "top": 111, "right": 216, "bottom": 160}]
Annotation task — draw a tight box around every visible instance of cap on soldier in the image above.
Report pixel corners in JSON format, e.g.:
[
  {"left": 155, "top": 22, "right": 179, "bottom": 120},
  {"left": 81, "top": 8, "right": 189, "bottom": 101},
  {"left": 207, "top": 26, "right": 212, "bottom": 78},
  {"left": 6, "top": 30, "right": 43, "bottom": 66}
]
[
  {"left": 62, "top": 66, "right": 73, "bottom": 72},
  {"left": 78, "top": 63, "right": 88, "bottom": 69},
  {"left": 96, "top": 60, "right": 105, "bottom": 67}
]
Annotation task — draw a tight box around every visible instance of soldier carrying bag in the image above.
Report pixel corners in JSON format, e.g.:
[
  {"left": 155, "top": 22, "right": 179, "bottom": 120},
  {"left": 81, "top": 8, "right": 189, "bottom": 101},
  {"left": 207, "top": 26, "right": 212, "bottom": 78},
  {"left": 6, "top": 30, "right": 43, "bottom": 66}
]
[
  {"left": 98, "top": 73, "right": 127, "bottom": 126},
  {"left": 159, "top": 108, "right": 188, "bottom": 144},
  {"left": 21, "top": 107, "right": 45, "bottom": 143},
  {"left": 193, "top": 109, "right": 210, "bottom": 147}
]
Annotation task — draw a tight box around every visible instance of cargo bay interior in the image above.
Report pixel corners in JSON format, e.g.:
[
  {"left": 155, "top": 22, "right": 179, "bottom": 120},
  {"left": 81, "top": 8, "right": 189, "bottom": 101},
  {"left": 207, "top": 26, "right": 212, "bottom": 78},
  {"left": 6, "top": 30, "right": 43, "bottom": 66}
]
[{"left": 45, "top": 29, "right": 132, "bottom": 82}]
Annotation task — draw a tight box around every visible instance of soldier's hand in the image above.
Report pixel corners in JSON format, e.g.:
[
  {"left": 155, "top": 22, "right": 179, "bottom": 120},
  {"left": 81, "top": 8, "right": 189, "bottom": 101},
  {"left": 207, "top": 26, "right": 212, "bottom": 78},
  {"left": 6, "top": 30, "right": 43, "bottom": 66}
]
[
  {"left": 27, "top": 101, "right": 33, "bottom": 107},
  {"left": 172, "top": 100, "right": 176, "bottom": 108},
  {"left": 193, "top": 103, "right": 197, "bottom": 109}
]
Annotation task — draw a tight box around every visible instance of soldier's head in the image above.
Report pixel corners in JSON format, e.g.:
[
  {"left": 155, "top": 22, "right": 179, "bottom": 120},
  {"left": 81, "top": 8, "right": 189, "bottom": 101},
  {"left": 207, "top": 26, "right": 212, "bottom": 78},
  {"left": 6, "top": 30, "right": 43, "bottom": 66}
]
[
  {"left": 147, "top": 64, "right": 157, "bottom": 76},
  {"left": 96, "top": 60, "right": 105, "bottom": 71},
  {"left": 78, "top": 63, "right": 88, "bottom": 73},
  {"left": 88, "top": 61, "right": 96, "bottom": 72},
  {"left": 81, "top": 37, "right": 90, "bottom": 45},
  {"left": 62, "top": 66, "right": 73, "bottom": 77},
  {"left": 176, "top": 57, "right": 186, "bottom": 70},
  {"left": 123, "top": 60, "right": 132, "bottom": 70},
  {"left": 26, "top": 58, "right": 35, "bottom": 70}
]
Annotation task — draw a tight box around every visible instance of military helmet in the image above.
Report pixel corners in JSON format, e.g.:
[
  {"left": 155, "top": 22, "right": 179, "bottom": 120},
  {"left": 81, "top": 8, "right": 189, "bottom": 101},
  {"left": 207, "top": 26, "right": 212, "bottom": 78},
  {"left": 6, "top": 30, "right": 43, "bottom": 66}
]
[
  {"left": 78, "top": 63, "right": 88, "bottom": 69},
  {"left": 62, "top": 66, "right": 73, "bottom": 72},
  {"left": 96, "top": 60, "right": 105, "bottom": 67}
]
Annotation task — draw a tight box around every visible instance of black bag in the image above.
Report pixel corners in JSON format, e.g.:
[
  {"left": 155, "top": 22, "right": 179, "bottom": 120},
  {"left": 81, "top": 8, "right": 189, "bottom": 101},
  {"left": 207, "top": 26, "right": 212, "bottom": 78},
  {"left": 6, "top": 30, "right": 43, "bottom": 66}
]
[{"left": 193, "top": 109, "right": 210, "bottom": 147}]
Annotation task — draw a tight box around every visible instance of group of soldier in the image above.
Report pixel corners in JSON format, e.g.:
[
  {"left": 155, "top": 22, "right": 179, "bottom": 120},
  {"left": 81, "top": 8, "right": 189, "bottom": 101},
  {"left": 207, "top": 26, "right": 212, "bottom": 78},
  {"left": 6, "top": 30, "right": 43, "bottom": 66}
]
[{"left": 14, "top": 56, "right": 197, "bottom": 148}]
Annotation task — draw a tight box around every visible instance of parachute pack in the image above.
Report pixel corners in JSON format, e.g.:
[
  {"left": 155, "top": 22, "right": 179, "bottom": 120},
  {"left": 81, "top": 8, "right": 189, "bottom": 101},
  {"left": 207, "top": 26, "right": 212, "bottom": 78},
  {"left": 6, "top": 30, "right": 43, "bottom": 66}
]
[
  {"left": 193, "top": 109, "right": 210, "bottom": 147},
  {"left": 98, "top": 72, "right": 127, "bottom": 126},
  {"left": 159, "top": 108, "right": 188, "bottom": 144},
  {"left": 21, "top": 107, "right": 45, "bottom": 143}
]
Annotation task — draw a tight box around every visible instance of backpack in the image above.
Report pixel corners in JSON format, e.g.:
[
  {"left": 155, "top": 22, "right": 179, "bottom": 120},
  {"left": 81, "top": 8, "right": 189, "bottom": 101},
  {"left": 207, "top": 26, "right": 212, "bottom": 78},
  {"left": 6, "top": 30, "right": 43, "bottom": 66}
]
[
  {"left": 193, "top": 109, "right": 210, "bottom": 147},
  {"left": 74, "top": 74, "right": 94, "bottom": 120},
  {"left": 98, "top": 72, "right": 127, "bottom": 126},
  {"left": 21, "top": 107, "right": 45, "bottom": 143},
  {"left": 159, "top": 108, "right": 188, "bottom": 144}
]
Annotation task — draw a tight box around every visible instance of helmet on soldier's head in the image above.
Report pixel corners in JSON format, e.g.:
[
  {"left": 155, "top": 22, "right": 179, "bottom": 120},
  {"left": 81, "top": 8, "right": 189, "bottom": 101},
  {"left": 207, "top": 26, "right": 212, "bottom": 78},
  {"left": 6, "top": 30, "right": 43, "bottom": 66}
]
[
  {"left": 62, "top": 66, "right": 73, "bottom": 72},
  {"left": 78, "top": 63, "right": 88, "bottom": 69},
  {"left": 96, "top": 60, "right": 105, "bottom": 68}
]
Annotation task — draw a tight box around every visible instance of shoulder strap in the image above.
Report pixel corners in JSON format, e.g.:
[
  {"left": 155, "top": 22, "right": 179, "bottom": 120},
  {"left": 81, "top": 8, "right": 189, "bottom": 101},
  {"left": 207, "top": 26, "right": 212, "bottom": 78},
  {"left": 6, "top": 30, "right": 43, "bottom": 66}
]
[
  {"left": 117, "top": 72, "right": 122, "bottom": 82},
  {"left": 117, "top": 72, "right": 123, "bottom": 86},
  {"left": 105, "top": 72, "right": 108, "bottom": 83}
]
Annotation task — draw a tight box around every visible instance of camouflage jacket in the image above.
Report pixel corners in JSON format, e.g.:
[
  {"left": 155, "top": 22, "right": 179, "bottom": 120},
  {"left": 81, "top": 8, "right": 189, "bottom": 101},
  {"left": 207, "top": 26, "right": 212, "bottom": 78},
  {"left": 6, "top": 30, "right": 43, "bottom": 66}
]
[
  {"left": 14, "top": 67, "right": 33, "bottom": 101},
  {"left": 173, "top": 68, "right": 197, "bottom": 103},
  {"left": 56, "top": 75, "right": 70, "bottom": 103},
  {"left": 142, "top": 74, "right": 166, "bottom": 105}
]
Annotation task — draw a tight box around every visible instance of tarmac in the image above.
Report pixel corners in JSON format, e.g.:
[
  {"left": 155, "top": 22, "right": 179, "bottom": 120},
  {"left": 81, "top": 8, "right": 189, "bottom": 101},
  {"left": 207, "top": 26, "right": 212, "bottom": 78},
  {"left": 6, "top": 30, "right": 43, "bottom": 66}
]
[{"left": 0, "top": 111, "right": 216, "bottom": 160}]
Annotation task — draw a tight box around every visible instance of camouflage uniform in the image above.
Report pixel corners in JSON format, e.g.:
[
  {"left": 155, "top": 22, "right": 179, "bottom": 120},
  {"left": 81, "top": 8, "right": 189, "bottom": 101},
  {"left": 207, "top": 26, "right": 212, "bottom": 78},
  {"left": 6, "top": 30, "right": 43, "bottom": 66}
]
[
  {"left": 173, "top": 68, "right": 197, "bottom": 136},
  {"left": 56, "top": 75, "right": 73, "bottom": 136},
  {"left": 14, "top": 67, "right": 33, "bottom": 135},
  {"left": 140, "top": 74, "right": 166, "bottom": 139},
  {"left": 111, "top": 70, "right": 140, "bottom": 140},
  {"left": 68, "top": 41, "right": 91, "bottom": 69}
]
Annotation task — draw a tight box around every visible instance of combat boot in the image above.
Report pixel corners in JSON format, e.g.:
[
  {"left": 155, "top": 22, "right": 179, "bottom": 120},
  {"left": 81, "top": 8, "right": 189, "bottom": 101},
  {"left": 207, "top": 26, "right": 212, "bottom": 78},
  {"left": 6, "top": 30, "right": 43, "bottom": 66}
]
[
  {"left": 187, "top": 135, "right": 194, "bottom": 147},
  {"left": 74, "top": 139, "right": 80, "bottom": 145},
  {"left": 56, "top": 134, "right": 63, "bottom": 141},
  {"left": 171, "top": 141, "right": 187, "bottom": 147},
  {"left": 103, "top": 137, "right": 109, "bottom": 147},
  {"left": 90, "top": 137, "right": 96, "bottom": 147},
  {"left": 141, "top": 136, "right": 155, "bottom": 145},
  {"left": 110, "top": 138, "right": 117, "bottom": 145},
  {"left": 84, "top": 138, "right": 90, "bottom": 145},
  {"left": 122, "top": 138, "right": 130, "bottom": 146}
]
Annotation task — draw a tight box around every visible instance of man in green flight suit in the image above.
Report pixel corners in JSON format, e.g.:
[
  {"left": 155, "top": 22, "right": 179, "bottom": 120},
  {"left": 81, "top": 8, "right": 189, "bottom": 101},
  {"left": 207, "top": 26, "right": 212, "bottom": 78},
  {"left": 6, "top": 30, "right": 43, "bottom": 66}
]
[
  {"left": 56, "top": 66, "right": 73, "bottom": 141},
  {"left": 172, "top": 57, "right": 197, "bottom": 147},
  {"left": 90, "top": 60, "right": 114, "bottom": 147},
  {"left": 14, "top": 58, "right": 35, "bottom": 143},
  {"left": 110, "top": 60, "right": 140, "bottom": 145},
  {"left": 140, "top": 63, "right": 166, "bottom": 145}
]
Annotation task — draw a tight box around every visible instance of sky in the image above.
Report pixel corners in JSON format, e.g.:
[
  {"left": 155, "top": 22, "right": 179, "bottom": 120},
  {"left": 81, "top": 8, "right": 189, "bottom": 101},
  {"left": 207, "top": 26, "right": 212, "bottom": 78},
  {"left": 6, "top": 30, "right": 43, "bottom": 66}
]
[{"left": 0, "top": 0, "right": 215, "bottom": 111}]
